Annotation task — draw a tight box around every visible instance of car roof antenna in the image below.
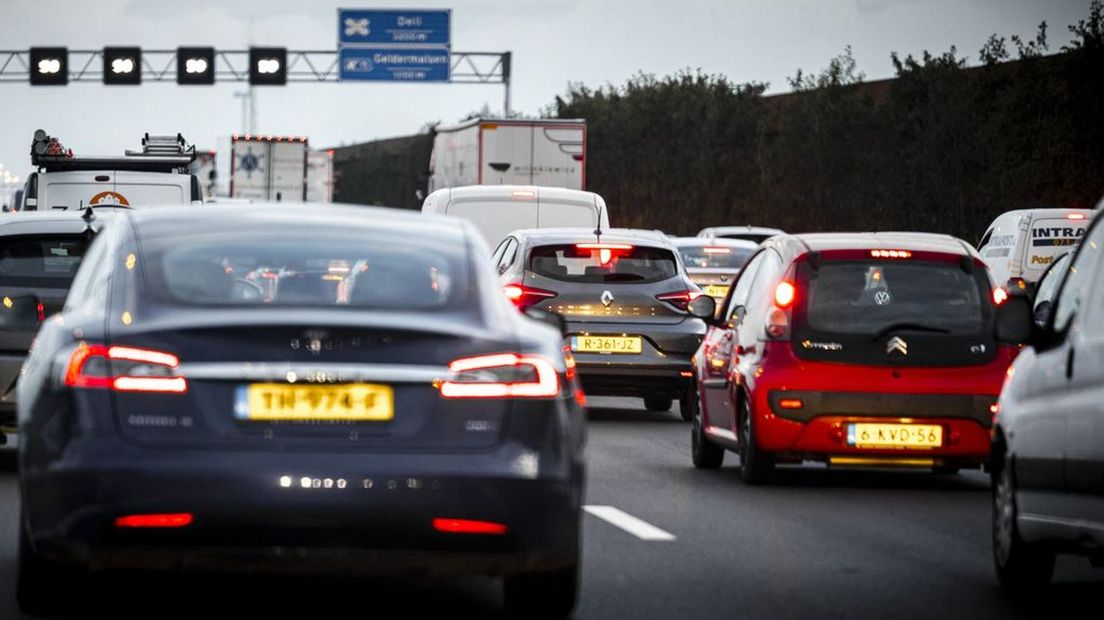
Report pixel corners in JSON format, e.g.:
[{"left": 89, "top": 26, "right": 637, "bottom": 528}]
[
  {"left": 81, "top": 201, "right": 94, "bottom": 223},
  {"left": 592, "top": 198, "right": 604, "bottom": 242}
]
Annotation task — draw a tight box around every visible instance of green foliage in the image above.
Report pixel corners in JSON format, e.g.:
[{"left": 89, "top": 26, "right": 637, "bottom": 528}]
[{"left": 552, "top": 8, "right": 1104, "bottom": 241}]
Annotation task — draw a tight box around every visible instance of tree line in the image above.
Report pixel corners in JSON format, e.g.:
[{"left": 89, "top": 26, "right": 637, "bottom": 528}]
[{"left": 551, "top": 3, "right": 1104, "bottom": 242}]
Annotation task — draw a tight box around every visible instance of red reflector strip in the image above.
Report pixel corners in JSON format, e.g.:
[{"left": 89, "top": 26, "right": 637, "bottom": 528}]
[
  {"left": 432, "top": 518, "right": 507, "bottom": 535},
  {"left": 114, "top": 513, "right": 193, "bottom": 528}
]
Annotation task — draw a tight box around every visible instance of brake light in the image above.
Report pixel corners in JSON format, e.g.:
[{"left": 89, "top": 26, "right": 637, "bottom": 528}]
[
  {"left": 502, "top": 283, "right": 557, "bottom": 311},
  {"left": 576, "top": 243, "right": 633, "bottom": 266},
  {"left": 439, "top": 353, "right": 560, "bottom": 399},
  {"left": 773, "top": 281, "right": 796, "bottom": 308},
  {"left": 779, "top": 398, "right": 804, "bottom": 409},
  {"left": 870, "top": 250, "right": 912, "bottom": 259},
  {"left": 992, "top": 287, "right": 1008, "bottom": 305},
  {"left": 114, "top": 513, "right": 193, "bottom": 528},
  {"left": 656, "top": 290, "right": 703, "bottom": 311},
  {"left": 1067, "top": 213, "right": 1086, "bottom": 220},
  {"left": 433, "top": 518, "right": 507, "bottom": 535},
  {"left": 510, "top": 190, "right": 536, "bottom": 199},
  {"left": 703, "top": 247, "right": 730, "bottom": 254},
  {"left": 65, "top": 343, "right": 187, "bottom": 393}
]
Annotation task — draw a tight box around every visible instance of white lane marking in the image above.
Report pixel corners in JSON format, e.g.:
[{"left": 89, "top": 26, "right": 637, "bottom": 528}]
[{"left": 584, "top": 505, "right": 676, "bottom": 541}]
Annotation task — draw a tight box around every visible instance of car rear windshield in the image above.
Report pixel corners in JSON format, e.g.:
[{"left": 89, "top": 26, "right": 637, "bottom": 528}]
[
  {"left": 0, "top": 235, "right": 88, "bottom": 287},
  {"left": 528, "top": 243, "right": 678, "bottom": 283},
  {"left": 139, "top": 230, "right": 469, "bottom": 310},
  {"left": 678, "top": 245, "right": 755, "bottom": 269},
  {"left": 800, "top": 260, "right": 987, "bottom": 336}
]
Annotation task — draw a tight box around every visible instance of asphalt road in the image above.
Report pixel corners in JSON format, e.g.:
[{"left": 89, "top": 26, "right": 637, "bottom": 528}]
[{"left": 0, "top": 396, "right": 1099, "bottom": 618}]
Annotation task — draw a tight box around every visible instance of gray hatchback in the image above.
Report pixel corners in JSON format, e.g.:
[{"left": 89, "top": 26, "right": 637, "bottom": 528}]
[{"left": 493, "top": 228, "right": 715, "bottom": 419}]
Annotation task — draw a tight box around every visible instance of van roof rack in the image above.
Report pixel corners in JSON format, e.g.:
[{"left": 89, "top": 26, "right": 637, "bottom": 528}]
[{"left": 31, "top": 129, "right": 197, "bottom": 174}]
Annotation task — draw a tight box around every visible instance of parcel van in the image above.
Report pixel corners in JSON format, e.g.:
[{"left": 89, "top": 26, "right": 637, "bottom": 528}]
[
  {"left": 977, "top": 208, "right": 1095, "bottom": 292},
  {"left": 421, "top": 185, "right": 610, "bottom": 248}
]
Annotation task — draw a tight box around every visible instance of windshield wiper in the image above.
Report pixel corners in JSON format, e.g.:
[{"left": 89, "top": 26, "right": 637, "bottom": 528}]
[{"left": 870, "top": 322, "right": 951, "bottom": 340}]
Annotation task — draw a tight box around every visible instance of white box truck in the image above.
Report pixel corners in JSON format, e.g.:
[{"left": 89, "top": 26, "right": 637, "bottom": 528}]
[
  {"left": 306, "top": 150, "right": 334, "bottom": 203},
  {"left": 427, "top": 118, "right": 586, "bottom": 192},
  {"left": 230, "top": 135, "right": 308, "bottom": 202}
]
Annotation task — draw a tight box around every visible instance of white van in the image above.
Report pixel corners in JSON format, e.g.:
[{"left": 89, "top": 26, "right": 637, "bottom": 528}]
[
  {"left": 20, "top": 131, "right": 201, "bottom": 211},
  {"left": 977, "top": 208, "right": 1096, "bottom": 291},
  {"left": 421, "top": 185, "right": 610, "bottom": 248}
]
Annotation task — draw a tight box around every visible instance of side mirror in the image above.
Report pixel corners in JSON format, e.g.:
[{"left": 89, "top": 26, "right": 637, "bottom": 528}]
[
  {"left": 0, "top": 295, "right": 42, "bottom": 330},
  {"left": 726, "top": 305, "right": 746, "bottom": 329},
  {"left": 1032, "top": 300, "right": 1052, "bottom": 329},
  {"left": 995, "top": 296, "right": 1033, "bottom": 345},
  {"left": 688, "top": 295, "right": 716, "bottom": 320},
  {"left": 524, "top": 306, "right": 568, "bottom": 336}
]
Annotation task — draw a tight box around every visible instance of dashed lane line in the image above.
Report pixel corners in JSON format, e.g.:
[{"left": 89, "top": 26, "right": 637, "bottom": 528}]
[{"left": 584, "top": 505, "right": 676, "bottom": 541}]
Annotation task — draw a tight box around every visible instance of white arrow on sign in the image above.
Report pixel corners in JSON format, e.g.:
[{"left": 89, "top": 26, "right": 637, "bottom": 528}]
[{"left": 344, "top": 17, "right": 370, "bottom": 37}]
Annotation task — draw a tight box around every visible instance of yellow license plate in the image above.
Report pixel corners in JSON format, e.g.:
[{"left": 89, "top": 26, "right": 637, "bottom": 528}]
[
  {"left": 573, "top": 335, "right": 642, "bottom": 354},
  {"left": 704, "top": 285, "right": 729, "bottom": 298},
  {"left": 239, "top": 383, "right": 394, "bottom": 421},
  {"left": 847, "top": 423, "right": 942, "bottom": 449}
]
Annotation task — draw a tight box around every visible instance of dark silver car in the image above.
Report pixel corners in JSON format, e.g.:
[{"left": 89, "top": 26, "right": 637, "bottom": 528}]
[
  {"left": 990, "top": 212, "right": 1104, "bottom": 588},
  {"left": 0, "top": 210, "right": 112, "bottom": 440},
  {"left": 670, "top": 237, "right": 758, "bottom": 304},
  {"left": 493, "top": 228, "right": 715, "bottom": 420}
]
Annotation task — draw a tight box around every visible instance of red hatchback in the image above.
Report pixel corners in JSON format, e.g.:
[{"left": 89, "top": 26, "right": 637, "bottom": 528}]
[{"left": 689, "top": 233, "right": 1017, "bottom": 483}]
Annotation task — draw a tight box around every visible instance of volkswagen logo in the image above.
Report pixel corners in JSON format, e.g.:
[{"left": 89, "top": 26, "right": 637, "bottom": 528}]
[
  {"left": 873, "top": 290, "right": 893, "bottom": 305},
  {"left": 600, "top": 290, "right": 614, "bottom": 307},
  {"left": 886, "top": 336, "right": 908, "bottom": 355}
]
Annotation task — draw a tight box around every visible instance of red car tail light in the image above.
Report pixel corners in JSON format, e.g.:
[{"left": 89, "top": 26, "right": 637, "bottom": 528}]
[
  {"left": 992, "top": 287, "right": 1008, "bottom": 305},
  {"left": 773, "top": 281, "right": 796, "bottom": 309},
  {"left": 502, "top": 283, "right": 557, "bottom": 311},
  {"left": 439, "top": 353, "right": 560, "bottom": 399},
  {"left": 432, "top": 518, "right": 508, "bottom": 535},
  {"left": 656, "top": 290, "right": 703, "bottom": 311},
  {"left": 114, "top": 513, "right": 193, "bottom": 528},
  {"left": 65, "top": 343, "right": 188, "bottom": 393}
]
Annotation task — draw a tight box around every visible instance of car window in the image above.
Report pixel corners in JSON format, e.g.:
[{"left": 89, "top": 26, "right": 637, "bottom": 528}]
[
  {"left": 724, "top": 251, "right": 765, "bottom": 320},
  {"left": 676, "top": 245, "right": 756, "bottom": 269},
  {"left": 739, "top": 250, "right": 783, "bottom": 340},
  {"left": 977, "top": 228, "right": 993, "bottom": 252},
  {"left": 1033, "top": 252, "right": 1070, "bottom": 311},
  {"left": 0, "top": 234, "right": 89, "bottom": 288},
  {"left": 138, "top": 228, "right": 470, "bottom": 311},
  {"left": 1052, "top": 221, "right": 1104, "bottom": 333},
  {"left": 528, "top": 243, "right": 678, "bottom": 284},
  {"left": 490, "top": 239, "right": 509, "bottom": 265},
  {"left": 502, "top": 238, "right": 519, "bottom": 269}
]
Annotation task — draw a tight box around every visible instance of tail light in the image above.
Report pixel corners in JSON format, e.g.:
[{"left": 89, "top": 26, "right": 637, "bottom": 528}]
[
  {"left": 433, "top": 518, "right": 507, "bottom": 535},
  {"left": 767, "top": 276, "right": 797, "bottom": 340},
  {"left": 502, "top": 283, "right": 557, "bottom": 311},
  {"left": 656, "top": 290, "right": 703, "bottom": 311},
  {"left": 439, "top": 353, "right": 560, "bottom": 399},
  {"left": 773, "top": 281, "right": 796, "bottom": 308},
  {"left": 870, "top": 249, "right": 913, "bottom": 259},
  {"left": 575, "top": 243, "right": 633, "bottom": 265},
  {"left": 1067, "top": 213, "right": 1086, "bottom": 220},
  {"left": 115, "top": 513, "right": 193, "bottom": 528},
  {"left": 65, "top": 343, "right": 187, "bottom": 393},
  {"left": 992, "top": 287, "right": 1008, "bottom": 305},
  {"left": 1007, "top": 277, "right": 1027, "bottom": 292}
]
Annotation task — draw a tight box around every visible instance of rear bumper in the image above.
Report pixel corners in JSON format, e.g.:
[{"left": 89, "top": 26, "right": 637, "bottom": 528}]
[
  {"left": 755, "top": 388, "right": 994, "bottom": 461},
  {"left": 566, "top": 318, "right": 704, "bottom": 397},
  {"left": 21, "top": 437, "right": 583, "bottom": 576}
]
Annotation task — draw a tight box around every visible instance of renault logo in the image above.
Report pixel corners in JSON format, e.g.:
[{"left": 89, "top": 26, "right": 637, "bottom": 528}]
[
  {"left": 886, "top": 337, "right": 908, "bottom": 355},
  {"left": 601, "top": 290, "right": 614, "bottom": 307}
]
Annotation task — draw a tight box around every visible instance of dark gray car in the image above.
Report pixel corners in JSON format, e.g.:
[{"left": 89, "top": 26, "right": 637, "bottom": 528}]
[
  {"left": 0, "top": 210, "right": 112, "bottom": 439},
  {"left": 493, "top": 228, "right": 715, "bottom": 420}
]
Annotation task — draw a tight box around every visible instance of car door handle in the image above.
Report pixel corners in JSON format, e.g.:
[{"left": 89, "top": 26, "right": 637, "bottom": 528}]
[{"left": 1066, "top": 346, "right": 1075, "bottom": 379}]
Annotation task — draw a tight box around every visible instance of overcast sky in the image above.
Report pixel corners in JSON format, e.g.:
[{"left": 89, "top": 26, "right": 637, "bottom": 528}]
[{"left": 0, "top": 0, "right": 1091, "bottom": 195}]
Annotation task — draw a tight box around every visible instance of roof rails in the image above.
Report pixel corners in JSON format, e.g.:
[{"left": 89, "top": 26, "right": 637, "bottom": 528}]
[{"left": 31, "top": 129, "right": 196, "bottom": 174}]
